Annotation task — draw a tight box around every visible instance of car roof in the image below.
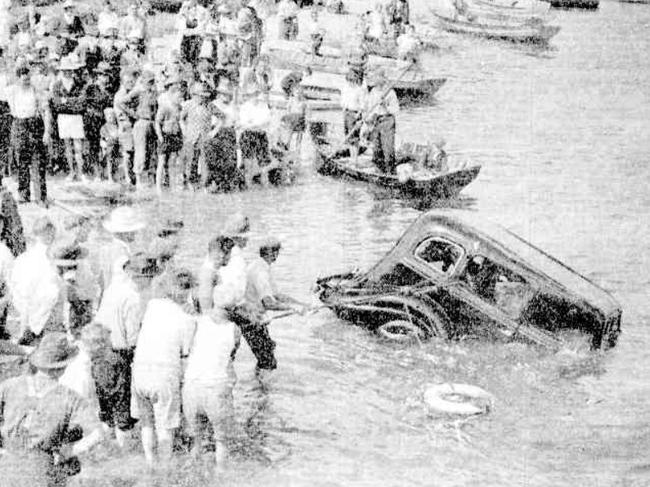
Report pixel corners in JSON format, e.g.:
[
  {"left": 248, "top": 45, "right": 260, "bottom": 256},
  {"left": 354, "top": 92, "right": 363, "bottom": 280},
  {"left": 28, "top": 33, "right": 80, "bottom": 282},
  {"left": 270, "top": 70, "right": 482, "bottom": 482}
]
[{"left": 413, "top": 210, "right": 621, "bottom": 317}]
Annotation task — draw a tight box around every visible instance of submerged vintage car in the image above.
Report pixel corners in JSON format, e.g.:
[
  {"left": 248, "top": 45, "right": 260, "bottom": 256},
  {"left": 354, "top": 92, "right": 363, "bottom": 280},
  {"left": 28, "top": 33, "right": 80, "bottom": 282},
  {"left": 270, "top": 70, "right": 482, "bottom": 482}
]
[{"left": 316, "top": 211, "right": 621, "bottom": 350}]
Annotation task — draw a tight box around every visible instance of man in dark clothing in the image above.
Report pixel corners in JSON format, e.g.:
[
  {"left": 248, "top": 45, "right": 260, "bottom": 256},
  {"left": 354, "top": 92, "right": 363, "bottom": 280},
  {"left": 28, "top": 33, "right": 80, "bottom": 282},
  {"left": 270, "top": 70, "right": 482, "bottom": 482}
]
[{"left": 82, "top": 62, "right": 113, "bottom": 179}]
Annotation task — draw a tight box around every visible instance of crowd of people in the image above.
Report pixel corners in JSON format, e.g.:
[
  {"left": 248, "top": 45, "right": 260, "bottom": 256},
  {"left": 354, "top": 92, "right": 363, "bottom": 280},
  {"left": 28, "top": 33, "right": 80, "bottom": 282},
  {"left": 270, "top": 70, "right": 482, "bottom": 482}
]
[
  {"left": 0, "top": 0, "right": 314, "bottom": 204},
  {"left": 0, "top": 203, "right": 312, "bottom": 484}
]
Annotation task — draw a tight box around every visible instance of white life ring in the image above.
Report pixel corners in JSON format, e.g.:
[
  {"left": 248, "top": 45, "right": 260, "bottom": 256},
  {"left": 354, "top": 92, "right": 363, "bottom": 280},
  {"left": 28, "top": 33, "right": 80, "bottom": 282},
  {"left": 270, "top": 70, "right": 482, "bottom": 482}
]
[{"left": 424, "top": 383, "right": 494, "bottom": 416}]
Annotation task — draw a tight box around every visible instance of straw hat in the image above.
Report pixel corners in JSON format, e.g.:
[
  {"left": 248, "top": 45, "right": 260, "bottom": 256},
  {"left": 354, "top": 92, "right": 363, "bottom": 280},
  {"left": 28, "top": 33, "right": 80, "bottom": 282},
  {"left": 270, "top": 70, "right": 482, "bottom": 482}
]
[
  {"left": 103, "top": 206, "right": 146, "bottom": 233},
  {"left": 30, "top": 332, "right": 78, "bottom": 370},
  {"left": 63, "top": 0, "right": 76, "bottom": 9},
  {"left": 124, "top": 252, "right": 160, "bottom": 278},
  {"left": 58, "top": 53, "right": 84, "bottom": 71},
  {"left": 51, "top": 240, "right": 89, "bottom": 268}
]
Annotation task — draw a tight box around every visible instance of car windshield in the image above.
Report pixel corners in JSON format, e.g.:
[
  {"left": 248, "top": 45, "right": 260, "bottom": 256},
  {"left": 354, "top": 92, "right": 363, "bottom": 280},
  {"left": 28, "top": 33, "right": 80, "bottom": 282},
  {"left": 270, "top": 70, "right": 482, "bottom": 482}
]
[
  {"left": 461, "top": 255, "right": 534, "bottom": 318},
  {"left": 414, "top": 237, "right": 463, "bottom": 275}
]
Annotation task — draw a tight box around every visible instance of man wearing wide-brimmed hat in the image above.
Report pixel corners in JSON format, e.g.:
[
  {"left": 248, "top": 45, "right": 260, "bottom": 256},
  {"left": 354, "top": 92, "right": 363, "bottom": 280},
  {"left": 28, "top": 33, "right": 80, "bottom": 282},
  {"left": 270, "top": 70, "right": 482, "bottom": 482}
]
[
  {"left": 119, "top": 69, "right": 159, "bottom": 190},
  {"left": 364, "top": 67, "right": 399, "bottom": 174},
  {"left": 51, "top": 239, "right": 94, "bottom": 334},
  {"left": 94, "top": 251, "right": 158, "bottom": 449},
  {"left": 82, "top": 61, "right": 114, "bottom": 180},
  {"left": 0, "top": 332, "right": 107, "bottom": 486},
  {"left": 180, "top": 81, "right": 215, "bottom": 189},
  {"left": 59, "top": 0, "right": 85, "bottom": 57},
  {"left": 96, "top": 206, "right": 146, "bottom": 299},
  {"left": 50, "top": 52, "right": 87, "bottom": 182}
]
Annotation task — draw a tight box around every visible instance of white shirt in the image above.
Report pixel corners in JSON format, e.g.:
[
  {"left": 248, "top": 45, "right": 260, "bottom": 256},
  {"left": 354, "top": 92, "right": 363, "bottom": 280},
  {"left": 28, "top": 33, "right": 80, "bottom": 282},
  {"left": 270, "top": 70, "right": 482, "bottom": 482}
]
[
  {"left": 133, "top": 298, "right": 196, "bottom": 382},
  {"left": 213, "top": 246, "right": 247, "bottom": 308},
  {"left": 95, "top": 272, "right": 142, "bottom": 350},
  {"left": 397, "top": 33, "right": 419, "bottom": 59},
  {"left": 5, "top": 84, "right": 40, "bottom": 119},
  {"left": 10, "top": 242, "right": 62, "bottom": 335},
  {"left": 244, "top": 257, "right": 276, "bottom": 312},
  {"left": 239, "top": 99, "right": 271, "bottom": 131},
  {"left": 277, "top": 0, "right": 299, "bottom": 18},
  {"left": 184, "top": 316, "right": 237, "bottom": 386},
  {"left": 366, "top": 85, "right": 400, "bottom": 117},
  {"left": 340, "top": 82, "right": 368, "bottom": 112},
  {"left": 97, "top": 10, "right": 119, "bottom": 36},
  {"left": 0, "top": 242, "right": 13, "bottom": 288}
]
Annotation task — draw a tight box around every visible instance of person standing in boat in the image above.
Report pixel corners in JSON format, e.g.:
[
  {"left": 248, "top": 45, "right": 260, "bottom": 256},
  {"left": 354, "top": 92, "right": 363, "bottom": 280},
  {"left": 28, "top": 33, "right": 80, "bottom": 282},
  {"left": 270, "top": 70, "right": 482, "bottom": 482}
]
[
  {"left": 341, "top": 68, "right": 368, "bottom": 163},
  {"left": 277, "top": 0, "right": 300, "bottom": 40},
  {"left": 364, "top": 69, "right": 399, "bottom": 174}
]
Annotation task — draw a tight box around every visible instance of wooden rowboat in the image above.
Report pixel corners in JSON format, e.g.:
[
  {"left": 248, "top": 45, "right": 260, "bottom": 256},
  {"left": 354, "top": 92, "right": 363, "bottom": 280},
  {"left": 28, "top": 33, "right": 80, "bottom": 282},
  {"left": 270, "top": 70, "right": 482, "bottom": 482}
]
[
  {"left": 266, "top": 42, "right": 446, "bottom": 99},
  {"left": 432, "top": 12, "right": 560, "bottom": 43},
  {"left": 310, "top": 134, "right": 480, "bottom": 198}
]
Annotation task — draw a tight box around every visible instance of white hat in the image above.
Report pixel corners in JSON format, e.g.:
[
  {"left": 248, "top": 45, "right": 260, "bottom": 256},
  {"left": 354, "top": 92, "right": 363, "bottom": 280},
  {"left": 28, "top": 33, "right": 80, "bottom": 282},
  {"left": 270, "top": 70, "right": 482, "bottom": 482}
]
[
  {"left": 222, "top": 214, "right": 250, "bottom": 238},
  {"left": 103, "top": 206, "right": 146, "bottom": 233},
  {"left": 63, "top": 0, "right": 76, "bottom": 9}
]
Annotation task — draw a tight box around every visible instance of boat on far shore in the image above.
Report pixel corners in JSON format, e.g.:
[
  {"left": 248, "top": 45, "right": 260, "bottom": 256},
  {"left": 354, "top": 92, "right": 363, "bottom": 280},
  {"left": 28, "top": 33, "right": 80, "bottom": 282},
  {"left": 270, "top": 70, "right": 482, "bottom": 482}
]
[{"left": 544, "top": 0, "right": 599, "bottom": 9}]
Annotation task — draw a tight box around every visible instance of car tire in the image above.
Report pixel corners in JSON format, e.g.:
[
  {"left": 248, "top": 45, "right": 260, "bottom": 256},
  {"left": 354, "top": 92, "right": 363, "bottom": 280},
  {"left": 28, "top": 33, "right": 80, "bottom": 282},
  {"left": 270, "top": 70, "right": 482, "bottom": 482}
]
[{"left": 377, "top": 320, "right": 426, "bottom": 343}]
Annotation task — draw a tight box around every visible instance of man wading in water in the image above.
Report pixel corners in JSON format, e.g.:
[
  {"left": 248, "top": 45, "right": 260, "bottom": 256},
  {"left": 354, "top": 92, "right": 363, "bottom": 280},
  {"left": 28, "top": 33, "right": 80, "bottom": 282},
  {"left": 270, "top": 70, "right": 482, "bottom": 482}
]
[{"left": 232, "top": 237, "right": 309, "bottom": 375}]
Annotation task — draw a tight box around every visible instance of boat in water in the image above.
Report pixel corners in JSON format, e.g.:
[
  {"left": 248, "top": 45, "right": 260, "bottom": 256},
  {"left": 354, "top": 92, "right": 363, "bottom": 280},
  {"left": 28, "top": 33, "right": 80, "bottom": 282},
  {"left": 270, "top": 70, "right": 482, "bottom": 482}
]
[
  {"left": 431, "top": 11, "right": 560, "bottom": 44},
  {"left": 265, "top": 41, "right": 447, "bottom": 99},
  {"left": 310, "top": 128, "right": 481, "bottom": 199},
  {"left": 545, "top": 0, "right": 599, "bottom": 9}
]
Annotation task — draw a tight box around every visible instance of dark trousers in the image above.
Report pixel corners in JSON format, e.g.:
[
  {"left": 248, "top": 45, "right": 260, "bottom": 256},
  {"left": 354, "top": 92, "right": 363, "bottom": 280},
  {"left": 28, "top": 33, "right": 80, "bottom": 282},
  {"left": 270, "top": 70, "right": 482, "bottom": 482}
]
[
  {"left": 85, "top": 129, "right": 101, "bottom": 177},
  {"left": 11, "top": 117, "right": 47, "bottom": 202},
  {"left": 92, "top": 348, "right": 135, "bottom": 430},
  {"left": 202, "top": 127, "right": 240, "bottom": 190},
  {"left": 240, "top": 130, "right": 270, "bottom": 166},
  {"left": 181, "top": 35, "right": 201, "bottom": 64},
  {"left": 370, "top": 114, "right": 396, "bottom": 174},
  {"left": 0, "top": 101, "right": 11, "bottom": 180},
  {"left": 343, "top": 109, "right": 362, "bottom": 146},
  {"left": 229, "top": 305, "right": 277, "bottom": 370},
  {"left": 181, "top": 138, "right": 203, "bottom": 186}
]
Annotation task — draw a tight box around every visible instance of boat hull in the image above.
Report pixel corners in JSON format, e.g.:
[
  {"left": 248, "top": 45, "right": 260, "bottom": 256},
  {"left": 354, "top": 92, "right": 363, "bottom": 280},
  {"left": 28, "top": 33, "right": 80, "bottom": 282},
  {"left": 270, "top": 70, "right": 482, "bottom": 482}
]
[
  {"left": 313, "top": 143, "right": 481, "bottom": 199},
  {"left": 432, "top": 12, "right": 560, "bottom": 43}
]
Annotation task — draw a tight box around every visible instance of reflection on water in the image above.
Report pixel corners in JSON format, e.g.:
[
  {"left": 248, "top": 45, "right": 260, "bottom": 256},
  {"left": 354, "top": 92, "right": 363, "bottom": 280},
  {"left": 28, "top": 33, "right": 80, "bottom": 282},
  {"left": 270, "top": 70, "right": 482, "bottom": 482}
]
[{"left": 77, "top": 1, "right": 650, "bottom": 485}]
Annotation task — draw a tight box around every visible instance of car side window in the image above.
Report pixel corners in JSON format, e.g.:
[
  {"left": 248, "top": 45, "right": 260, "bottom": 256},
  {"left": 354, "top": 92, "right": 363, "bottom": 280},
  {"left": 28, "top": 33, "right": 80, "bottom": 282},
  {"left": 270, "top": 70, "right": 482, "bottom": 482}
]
[
  {"left": 414, "top": 237, "right": 463, "bottom": 275},
  {"left": 462, "top": 255, "right": 533, "bottom": 318}
]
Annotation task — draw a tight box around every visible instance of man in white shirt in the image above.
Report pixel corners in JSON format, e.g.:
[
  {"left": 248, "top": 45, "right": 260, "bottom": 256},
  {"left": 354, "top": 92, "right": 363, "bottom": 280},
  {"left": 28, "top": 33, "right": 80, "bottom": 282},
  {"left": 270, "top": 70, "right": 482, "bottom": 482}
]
[
  {"left": 364, "top": 68, "right": 399, "bottom": 174},
  {"left": 6, "top": 63, "right": 49, "bottom": 204},
  {"left": 10, "top": 217, "right": 63, "bottom": 345},
  {"left": 94, "top": 252, "right": 155, "bottom": 448},
  {"left": 235, "top": 237, "right": 306, "bottom": 373},
  {"left": 131, "top": 269, "right": 197, "bottom": 467},
  {"left": 238, "top": 85, "right": 272, "bottom": 188}
]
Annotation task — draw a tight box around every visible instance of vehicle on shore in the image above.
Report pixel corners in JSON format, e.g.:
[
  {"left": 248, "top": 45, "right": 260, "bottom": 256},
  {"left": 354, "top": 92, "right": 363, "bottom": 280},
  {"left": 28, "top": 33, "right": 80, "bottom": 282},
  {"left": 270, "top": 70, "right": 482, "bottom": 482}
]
[{"left": 315, "top": 211, "right": 622, "bottom": 350}]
